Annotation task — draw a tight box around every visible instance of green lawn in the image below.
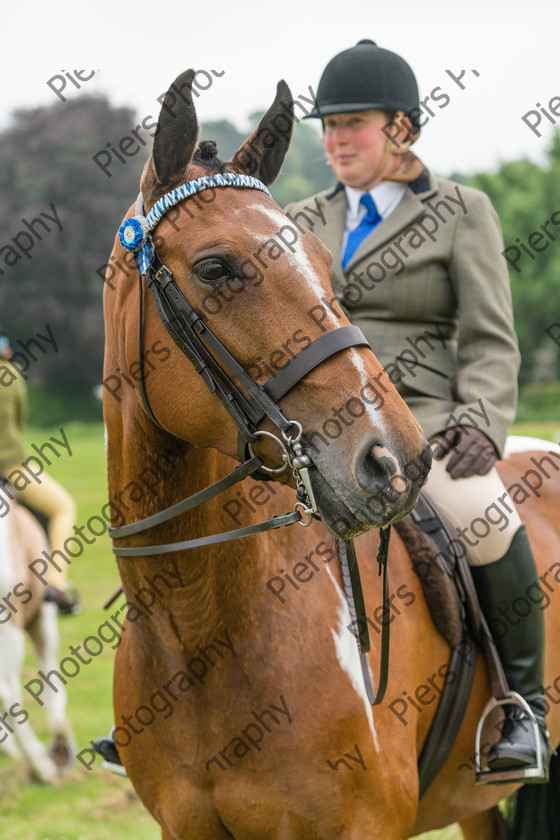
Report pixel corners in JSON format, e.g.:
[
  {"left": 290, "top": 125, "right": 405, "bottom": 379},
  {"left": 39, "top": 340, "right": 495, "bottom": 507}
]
[{"left": 1, "top": 421, "right": 557, "bottom": 839}]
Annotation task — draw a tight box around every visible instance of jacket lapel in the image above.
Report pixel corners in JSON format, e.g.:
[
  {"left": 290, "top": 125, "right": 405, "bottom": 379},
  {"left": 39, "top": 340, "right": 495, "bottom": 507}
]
[
  {"left": 344, "top": 173, "right": 439, "bottom": 271},
  {"left": 319, "top": 187, "right": 347, "bottom": 285}
]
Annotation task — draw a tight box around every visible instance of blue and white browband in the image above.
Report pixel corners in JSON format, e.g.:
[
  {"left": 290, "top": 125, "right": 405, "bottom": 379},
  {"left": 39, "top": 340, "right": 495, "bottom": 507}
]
[{"left": 118, "top": 173, "right": 272, "bottom": 257}]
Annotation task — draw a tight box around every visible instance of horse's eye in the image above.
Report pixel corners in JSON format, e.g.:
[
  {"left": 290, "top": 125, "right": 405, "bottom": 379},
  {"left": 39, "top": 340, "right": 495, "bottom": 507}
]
[{"left": 197, "top": 261, "right": 229, "bottom": 283}]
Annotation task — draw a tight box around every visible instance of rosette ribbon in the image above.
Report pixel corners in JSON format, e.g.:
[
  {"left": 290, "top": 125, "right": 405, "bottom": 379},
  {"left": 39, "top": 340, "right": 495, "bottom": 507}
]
[{"left": 119, "top": 215, "right": 150, "bottom": 251}]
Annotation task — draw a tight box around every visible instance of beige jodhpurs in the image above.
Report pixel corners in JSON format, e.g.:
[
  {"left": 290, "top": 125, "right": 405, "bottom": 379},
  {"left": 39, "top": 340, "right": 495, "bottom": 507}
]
[
  {"left": 7, "top": 468, "right": 76, "bottom": 586},
  {"left": 423, "top": 452, "right": 522, "bottom": 566}
]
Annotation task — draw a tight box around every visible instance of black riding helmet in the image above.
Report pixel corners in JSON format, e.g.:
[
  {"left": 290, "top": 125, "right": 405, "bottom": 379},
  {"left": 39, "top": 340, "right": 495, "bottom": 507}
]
[{"left": 305, "top": 39, "right": 420, "bottom": 129}]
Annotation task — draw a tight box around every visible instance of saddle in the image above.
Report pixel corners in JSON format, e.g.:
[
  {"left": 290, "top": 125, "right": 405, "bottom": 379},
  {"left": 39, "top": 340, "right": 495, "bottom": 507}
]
[{"left": 395, "top": 492, "right": 478, "bottom": 796}]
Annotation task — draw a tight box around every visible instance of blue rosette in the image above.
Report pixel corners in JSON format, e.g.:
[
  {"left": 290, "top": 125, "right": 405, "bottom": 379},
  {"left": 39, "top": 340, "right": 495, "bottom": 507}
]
[{"left": 119, "top": 216, "right": 149, "bottom": 251}]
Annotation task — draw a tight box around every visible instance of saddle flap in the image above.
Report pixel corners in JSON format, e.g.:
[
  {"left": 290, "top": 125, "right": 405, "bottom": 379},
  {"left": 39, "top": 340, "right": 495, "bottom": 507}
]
[{"left": 395, "top": 497, "right": 463, "bottom": 648}]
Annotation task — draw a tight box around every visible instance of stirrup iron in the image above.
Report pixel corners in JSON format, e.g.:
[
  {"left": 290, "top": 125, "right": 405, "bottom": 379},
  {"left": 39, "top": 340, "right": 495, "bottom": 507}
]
[
  {"left": 474, "top": 691, "right": 548, "bottom": 784},
  {"left": 101, "top": 759, "right": 128, "bottom": 777}
]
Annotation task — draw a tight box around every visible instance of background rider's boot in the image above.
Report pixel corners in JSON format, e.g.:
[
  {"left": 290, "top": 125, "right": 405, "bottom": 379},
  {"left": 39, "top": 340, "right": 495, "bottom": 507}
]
[
  {"left": 470, "top": 525, "right": 551, "bottom": 780},
  {"left": 93, "top": 729, "right": 123, "bottom": 766}
]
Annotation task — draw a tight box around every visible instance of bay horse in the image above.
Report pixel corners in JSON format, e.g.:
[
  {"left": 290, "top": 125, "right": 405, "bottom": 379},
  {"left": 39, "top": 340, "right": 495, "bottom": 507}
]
[
  {"left": 103, "top": 70, "right": 560, "bottom": 839},
  {"left": 0, "top": 498, "right": 74, "bottom": 782}
]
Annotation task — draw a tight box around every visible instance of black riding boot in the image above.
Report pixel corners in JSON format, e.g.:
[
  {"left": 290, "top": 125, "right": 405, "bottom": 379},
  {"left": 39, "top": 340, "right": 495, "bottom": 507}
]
[{"left": 470, "top": 524, "right": 551, "bottom": 781}]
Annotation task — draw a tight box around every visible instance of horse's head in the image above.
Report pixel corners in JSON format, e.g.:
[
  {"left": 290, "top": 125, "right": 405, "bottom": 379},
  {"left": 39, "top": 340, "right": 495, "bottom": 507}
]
[{"left": 103, "top": 70, "right": 431, "bottom": 537}]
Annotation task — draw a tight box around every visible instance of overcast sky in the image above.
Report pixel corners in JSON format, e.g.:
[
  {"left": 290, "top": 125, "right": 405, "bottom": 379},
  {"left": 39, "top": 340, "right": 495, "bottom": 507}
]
[{"left": 2, "top": 0, "right": 558, "bottom": 176}]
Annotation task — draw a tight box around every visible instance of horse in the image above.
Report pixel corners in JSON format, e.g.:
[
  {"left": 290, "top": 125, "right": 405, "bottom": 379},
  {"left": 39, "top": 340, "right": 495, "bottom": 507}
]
[
  {"left": 103, "top": 70, "right": 560, "bottom": 839},
  {"left": 0, "top": 497, "right": 75, "bottom": 782}
]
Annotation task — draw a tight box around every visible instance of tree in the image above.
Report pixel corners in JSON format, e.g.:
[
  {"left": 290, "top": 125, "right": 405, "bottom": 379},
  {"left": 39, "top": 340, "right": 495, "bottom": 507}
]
[
  {"left": 468, "top": 134, "right": 560, "bottom": 384},
  {"left": 201, "top": 111, "right": 333, "bottom": 206},
  {"left": 0, "top": 96, "right": 147, "bottom": 394}
]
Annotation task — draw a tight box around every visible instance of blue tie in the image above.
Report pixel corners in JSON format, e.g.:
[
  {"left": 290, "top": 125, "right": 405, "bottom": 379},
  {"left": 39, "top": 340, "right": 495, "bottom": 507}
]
[{"left": 342, "top": 193, "right": 382, "bottom": 269}]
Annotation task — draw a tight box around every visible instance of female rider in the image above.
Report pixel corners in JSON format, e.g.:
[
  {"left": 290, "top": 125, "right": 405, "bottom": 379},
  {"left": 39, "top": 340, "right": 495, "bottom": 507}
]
[{"left": 285, "top": 38, "right": 550, "bottom": 783}]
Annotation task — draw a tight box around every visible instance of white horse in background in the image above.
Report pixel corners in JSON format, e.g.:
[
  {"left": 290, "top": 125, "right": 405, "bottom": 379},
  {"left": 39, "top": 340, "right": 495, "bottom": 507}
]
[
  {"left": 505, "top": 434, "right": 560, "bottom": 455},
  {"left": 0, "top": 500, "right": 74, "bottom": 782}
]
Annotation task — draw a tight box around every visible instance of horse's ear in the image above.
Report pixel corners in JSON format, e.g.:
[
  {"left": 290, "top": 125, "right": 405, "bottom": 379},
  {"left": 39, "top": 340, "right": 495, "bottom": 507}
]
[
  {"left": 229, "top": 81, "right": 294, "bottom": 185},
  {"left": 148, "top": 69, "right": 199, "bottom": 187}
]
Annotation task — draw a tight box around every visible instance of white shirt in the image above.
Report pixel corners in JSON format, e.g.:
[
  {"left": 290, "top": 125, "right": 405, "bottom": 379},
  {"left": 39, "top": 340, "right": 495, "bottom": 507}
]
[{"left": 342, "top": 181, "right": 407, "bottom": 256}]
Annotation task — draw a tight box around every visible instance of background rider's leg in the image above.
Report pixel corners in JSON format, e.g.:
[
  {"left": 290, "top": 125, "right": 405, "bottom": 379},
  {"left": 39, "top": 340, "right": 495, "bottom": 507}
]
[{"left": 9, "top": 470, "right": 76, "bottom": 590}]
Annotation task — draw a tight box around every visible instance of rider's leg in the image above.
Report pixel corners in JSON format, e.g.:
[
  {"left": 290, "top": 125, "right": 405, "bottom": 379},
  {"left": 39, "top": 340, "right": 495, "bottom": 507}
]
[
  {"left": 470, "top": 526, "right": 549, "bottom": 770},
  {"left": 9, "top": 470, "right": 78, "bottom": 609},
  {"left": 424, "top": 451, "right": 550, "bottom": 779}
]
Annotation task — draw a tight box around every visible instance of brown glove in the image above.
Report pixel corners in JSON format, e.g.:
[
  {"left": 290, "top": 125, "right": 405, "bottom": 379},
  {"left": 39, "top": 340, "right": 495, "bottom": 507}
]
[{"left": 433, "top": 426, "right": 497, "bottom": 479}]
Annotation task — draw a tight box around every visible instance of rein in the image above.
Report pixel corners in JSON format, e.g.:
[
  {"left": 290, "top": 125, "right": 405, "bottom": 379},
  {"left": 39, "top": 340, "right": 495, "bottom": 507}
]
[{"left": 109, "top": 172, "right": 391, "bottom": 704}]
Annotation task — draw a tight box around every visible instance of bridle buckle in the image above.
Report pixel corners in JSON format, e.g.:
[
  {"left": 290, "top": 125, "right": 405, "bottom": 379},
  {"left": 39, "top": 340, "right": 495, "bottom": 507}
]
[{"left": 154, "top": 263, "right": 171, "bottom": 284}]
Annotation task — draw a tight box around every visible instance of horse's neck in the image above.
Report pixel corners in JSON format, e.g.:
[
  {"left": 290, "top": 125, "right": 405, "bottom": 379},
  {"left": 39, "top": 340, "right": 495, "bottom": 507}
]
[{"left": 108, "top": 435, "right": 279, "bottom": 643}]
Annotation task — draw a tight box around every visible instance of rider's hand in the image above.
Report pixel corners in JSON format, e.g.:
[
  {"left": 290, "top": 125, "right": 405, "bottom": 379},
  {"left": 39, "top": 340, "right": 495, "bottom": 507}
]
[{"left": 434, "top": 426, "right": 497, "bottom": 479}]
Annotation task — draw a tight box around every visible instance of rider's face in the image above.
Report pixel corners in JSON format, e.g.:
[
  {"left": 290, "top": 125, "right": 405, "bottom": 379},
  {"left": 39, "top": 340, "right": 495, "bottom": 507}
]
[{"left": 322, "top": 110, "right": 390, "bottom": 190}]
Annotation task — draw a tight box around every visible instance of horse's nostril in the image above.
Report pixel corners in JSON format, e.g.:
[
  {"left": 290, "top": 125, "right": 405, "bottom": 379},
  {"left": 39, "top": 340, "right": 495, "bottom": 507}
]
[
  {"left": 355, "top": 440, "right": 402, "bottom": 495},
  {"left": 370, "top": 444, "right": 408, "bottom": 492}
]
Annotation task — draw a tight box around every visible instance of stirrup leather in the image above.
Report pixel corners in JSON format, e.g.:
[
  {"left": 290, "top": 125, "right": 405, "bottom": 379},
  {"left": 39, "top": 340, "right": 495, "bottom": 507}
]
[{"left": 474, "top": 691, "right": 548, "bottom": 784}]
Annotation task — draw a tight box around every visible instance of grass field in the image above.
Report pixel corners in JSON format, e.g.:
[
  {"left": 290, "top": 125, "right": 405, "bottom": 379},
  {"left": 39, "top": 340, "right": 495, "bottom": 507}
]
[{"left": 1, "top": 421, "right": 558, "bottom": 840}]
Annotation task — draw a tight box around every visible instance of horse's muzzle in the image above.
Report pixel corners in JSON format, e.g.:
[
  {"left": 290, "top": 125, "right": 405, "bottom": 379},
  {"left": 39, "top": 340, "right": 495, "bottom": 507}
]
[{"left": 309, "top": 437, "right": 431, "bottom": 537}]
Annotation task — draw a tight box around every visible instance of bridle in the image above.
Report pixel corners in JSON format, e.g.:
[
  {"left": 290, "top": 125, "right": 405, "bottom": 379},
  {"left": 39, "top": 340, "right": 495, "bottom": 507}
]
[
  {"left": 108, "top": 172, "right": 391, "bottom": 704},
  {"left": 110, "top": 172, "right": 371, "bottom": 544}
]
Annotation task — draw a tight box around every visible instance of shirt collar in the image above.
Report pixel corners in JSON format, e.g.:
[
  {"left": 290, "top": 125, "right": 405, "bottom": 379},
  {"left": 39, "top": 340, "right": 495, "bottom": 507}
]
[{"left": 345, "top": 181, "right": 406, "bottom": 220}]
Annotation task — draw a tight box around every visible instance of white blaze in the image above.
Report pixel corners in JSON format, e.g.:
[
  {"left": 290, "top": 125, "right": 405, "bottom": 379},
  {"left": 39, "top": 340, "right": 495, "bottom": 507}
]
[
  {"left": 325, "top": 565, "right": 379, "bottom": 747},
  {"left": 250, "top": 204, "right": 338, "bottom": 323}
]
